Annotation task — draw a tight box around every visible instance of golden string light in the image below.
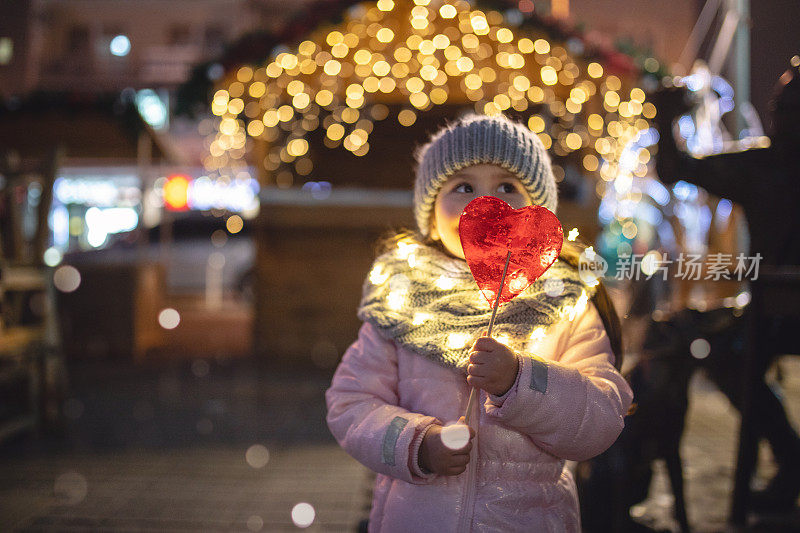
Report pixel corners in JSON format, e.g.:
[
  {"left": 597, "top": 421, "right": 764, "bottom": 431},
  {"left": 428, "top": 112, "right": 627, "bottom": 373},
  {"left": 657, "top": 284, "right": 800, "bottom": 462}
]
[{"left": 205, "top": 0, "right": 653, "bottom": 193}]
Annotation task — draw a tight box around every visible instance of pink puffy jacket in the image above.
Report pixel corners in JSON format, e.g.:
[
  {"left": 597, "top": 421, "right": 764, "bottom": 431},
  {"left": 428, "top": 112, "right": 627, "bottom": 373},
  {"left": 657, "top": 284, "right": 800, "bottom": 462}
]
[{"left": 326, "top": 301, "right": 633, "bottom": 532}]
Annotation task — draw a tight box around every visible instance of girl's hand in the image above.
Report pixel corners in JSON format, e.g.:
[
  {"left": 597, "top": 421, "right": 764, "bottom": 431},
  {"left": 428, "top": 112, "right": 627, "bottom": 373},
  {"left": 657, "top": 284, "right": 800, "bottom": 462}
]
[
  {"left": 466, "top": 336, "right": 518, "bottom": 396},
  {"left": 419, "top": 418, "right": 475, "bottom": 476}
]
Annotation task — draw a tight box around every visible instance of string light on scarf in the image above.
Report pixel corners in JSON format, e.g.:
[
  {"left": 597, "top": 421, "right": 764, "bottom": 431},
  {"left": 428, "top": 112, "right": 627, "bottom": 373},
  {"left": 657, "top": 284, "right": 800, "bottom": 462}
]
[{"left": 206, "top": 0, "right": 653, "bottom": 196}]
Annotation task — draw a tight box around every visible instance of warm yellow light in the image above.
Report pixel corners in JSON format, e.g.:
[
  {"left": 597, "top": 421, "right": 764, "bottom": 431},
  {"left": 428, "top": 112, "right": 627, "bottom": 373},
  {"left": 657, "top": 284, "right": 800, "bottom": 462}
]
[
  {"left": 518, "top": 38, "right": 534, "bottom": 53},
  {"left": 465, "top": 73, "right": 482, "bottom": 90},
  {"left": 248, "top": 82, "right": 266, "bottom": 98},
  {"left": 228, "top": 98, "right": 244, "bottom": 115},
  {"left": 263, "top": 109, "right": 279, "bottom": 127},
  {"left": 540, "top": 66, "right": 558, "bottom": 85},
  {"left": 236, "top": 66, "right": 253, "bottom": 82},
  {"left": 376, "top": 0, "right": 394, "bottom": 11},
  {"left": 315, "top": 90, "right": 334, "bottom": 107},
  {"left": 298, "top": 40, "right": 316, "bottom": 56},
  {"left": 538, "top": 133, "right": 552, "bottom": 149},
  {"left": 331, "top": 43, "right": 349, "bottom": 58},
  {"left": 327, "top": 123, "right": 345, "bottom": 141},
  {"left": 534, "top": 39, "right": 550, "bottom": 54},
  {"left": 444, "top": 45, "right": 461, "bottom": 61},
  {"left": 642, "top": 102, "right": 657, "bottom": 119},
  {"left": 419, "top": 39, "right": 436, "bottom": 55},
  {"left": 439, "top": 4, "right": 457, "bottom": 18},
  {"left": 420, "top": 65, "right": 437, "bottom": 80},
  {"left": 456, "top": 56, "right": 474, "bottom": 72},
  {"left": 496, "top": 28, "right": 513, "bottom": 43},
  {"left": 227, "top": 215, "right": 244, "bottom": 234},
  {"left": 527, "top": 86, "right": 544, "bottom": 102},
  {"left": 604, "top": 91, "right": 620, "bottom": 108},
  {"left": 354, "top": 49, "right": 372, "bottom": 65},
  {"left": 363, "top": 77, "right": 380, "bottom": 92},
  {"left": 323, "top": 60, "right": 342, "bottom": 75},
  {"left": 376, "top": 28, "right": 394, "bottom": 43},
  {"left": 430, "top": 88, "right": 448, "bottom": 104},
  {"left": 398, "top": 109, "right": 417, "bottom": 126},
  {"left": 462, "top": 34, "right": 479, "bottom": 49},
  {"left": 277, "top": 105, "right": 294, "bottom": 122},
  {"left": 247, "top": 120, "right": 264, "bottom": 137},
  {"left": 565, "top": 132, "right": 583, "bottom": 150},
  {"left": 373, "top": 60, "right": 391, "bottom": 76},
  {"left": 606, "top": 75, "right": 622, "bottom": 91},
  {"left": 588, "top": 113, "right": 604, "bottom": 130},
  {"left": 587, "top": 62, "right": 603, "bottom": 78},
  {"left": 406, "top": 77, "right": 424, "bottom": 93},
  {"left": 583, "top": 154, "right": 599, "bottom": 172},
  {"left": 279, "top": 54, "right": 298, "bottom": 70},
  {"left": 292, "top": 93, "right": 310, "bottom": 109},
  {"left": 287, "top": 80, "right": 304, "bottom": 96},
  {"left": 630, "top": 87, "right": 646, "bottom": 103},
  {"left": 470, "top": 14, "right": 489, "bottom": 34},
  {"left": 410, "top": 92, "right": 429, "bottom": 109},
  {"left": 569, "top": 87, "right": 587, "bottom": 104},
  {"left": 528, "top": 115, "right": 545, "bottom": 133},
  {"left": 432, "top": 34, "right": 450, "bottom": 49},
  {"left": 326, "top": 31, "right": 344, "bottom": 46},
  {"left": 379, "top": 77, "right": 396, "bottom": 92}
]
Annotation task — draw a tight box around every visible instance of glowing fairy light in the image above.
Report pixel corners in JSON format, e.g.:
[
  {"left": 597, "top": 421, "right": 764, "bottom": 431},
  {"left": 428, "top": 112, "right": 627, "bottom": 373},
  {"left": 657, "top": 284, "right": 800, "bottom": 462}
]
[
  {"left": 508, "top": 272, "right": 529, "bottom": 293},
  {"left": 412, "top": 312, "right": 432, "bottom": 325},
  {"left": 446, "top": 332, "right": 471, "bottom": 350},
  {"left": 207, "top": 0, "right": 653, "bottom": 201},
  {"left": 529, "top": 327, "right": 546, "bottom": 341},
  {"left": 435, "top": 275, "right": 457, "bottom": 290},
  {"left": 387, "top": 290, "right": 406, "bottom": 310},
  {"left": 396, "top": 240, "right": 418, "bottom": 259},
  {"left": 369, "top": 265, "right": 389, "bottom": 285},
  {"left": 495, "top": 334, "right": 511, "bottom": 346},
  {"left": 567, "top": 228, "right": 579, "bottom": 241}
]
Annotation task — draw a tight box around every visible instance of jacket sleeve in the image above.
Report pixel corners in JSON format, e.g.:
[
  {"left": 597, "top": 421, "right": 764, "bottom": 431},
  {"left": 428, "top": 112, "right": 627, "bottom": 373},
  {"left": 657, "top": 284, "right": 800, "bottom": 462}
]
[
  {"left": 326, "top": 322, "right": 441, "bottom": 484},
  {"left": 483, "top": 302, "right": 633, "bottom": 462}
]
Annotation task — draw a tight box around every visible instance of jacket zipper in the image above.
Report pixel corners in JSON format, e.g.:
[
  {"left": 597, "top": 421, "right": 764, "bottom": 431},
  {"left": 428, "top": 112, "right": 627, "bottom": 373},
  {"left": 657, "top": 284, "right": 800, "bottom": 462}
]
[{"left": 458, "top": 391, "right": 479, "bottom": 532}]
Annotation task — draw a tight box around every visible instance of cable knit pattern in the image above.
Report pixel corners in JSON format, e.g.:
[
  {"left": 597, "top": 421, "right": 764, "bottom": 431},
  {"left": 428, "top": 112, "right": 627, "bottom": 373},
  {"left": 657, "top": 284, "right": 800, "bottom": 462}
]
[
  {"left": 357, "top": 239, "right": 594, "bottom": 371},
  {"left": 414, "top": 114, "right": 558, "bottom": 236}
]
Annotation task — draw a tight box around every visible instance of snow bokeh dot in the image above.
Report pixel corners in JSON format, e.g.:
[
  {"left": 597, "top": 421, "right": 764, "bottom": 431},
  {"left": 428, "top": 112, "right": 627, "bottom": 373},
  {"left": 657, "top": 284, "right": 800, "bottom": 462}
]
[
  {"left": 291, "top": 502, "right": 315, "bottom": 528},
  {"left": 441, "top": 422, "right": 470, "bottom": 450},
  {"left": 245, "top": 444, "right": 270, "bottom": 469}
]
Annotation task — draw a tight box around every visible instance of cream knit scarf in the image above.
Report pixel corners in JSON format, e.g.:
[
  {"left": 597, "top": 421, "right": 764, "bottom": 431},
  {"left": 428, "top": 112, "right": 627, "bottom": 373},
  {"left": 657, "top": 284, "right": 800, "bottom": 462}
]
[{"left": 357, "top": 239, "right": 595, "bottom": 372}]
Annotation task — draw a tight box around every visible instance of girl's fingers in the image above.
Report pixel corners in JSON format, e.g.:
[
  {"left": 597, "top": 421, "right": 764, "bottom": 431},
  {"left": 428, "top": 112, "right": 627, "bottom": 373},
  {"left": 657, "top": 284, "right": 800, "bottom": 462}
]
[
  {"left": 469, "top": 351, "right": 489, "bottom": 364},
  {"left": 467, "top": 364, "right": 485, "bottom": 377}
]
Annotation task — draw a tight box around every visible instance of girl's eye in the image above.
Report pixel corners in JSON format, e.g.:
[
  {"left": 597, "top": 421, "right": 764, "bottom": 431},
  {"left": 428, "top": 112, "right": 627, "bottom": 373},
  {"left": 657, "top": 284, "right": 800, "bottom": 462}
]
[
  {"left": 454, "top": 183, "right": 473, "bottom": 193},
  {"left": 497, "top": 182, "right": 518, "bottom": 194}
]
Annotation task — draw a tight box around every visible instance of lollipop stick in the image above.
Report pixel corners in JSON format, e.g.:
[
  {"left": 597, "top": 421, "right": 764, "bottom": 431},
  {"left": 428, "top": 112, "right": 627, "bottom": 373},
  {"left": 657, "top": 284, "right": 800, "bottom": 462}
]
[{"left": 464, "top": 251, "right": 511, "bottom": 426}]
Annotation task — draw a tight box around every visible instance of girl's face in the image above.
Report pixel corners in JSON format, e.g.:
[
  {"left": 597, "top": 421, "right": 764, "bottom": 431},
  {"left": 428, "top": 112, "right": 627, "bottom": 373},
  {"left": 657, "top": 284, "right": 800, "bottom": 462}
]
[{"left": 431, "top": 164, "right": 533, "bottom": 259}]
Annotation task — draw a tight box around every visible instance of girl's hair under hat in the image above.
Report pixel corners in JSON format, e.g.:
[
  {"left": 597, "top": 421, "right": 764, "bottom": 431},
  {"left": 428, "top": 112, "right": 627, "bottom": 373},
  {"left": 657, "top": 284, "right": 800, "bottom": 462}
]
[{"left": 413, "top": 113, "right": 559, "bottom": 237}]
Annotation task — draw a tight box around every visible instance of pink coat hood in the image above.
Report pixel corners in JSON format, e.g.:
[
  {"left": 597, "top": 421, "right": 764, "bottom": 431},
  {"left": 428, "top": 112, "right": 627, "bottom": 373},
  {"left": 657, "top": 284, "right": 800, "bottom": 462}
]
[{"left": 326, "top": 300, "right": 633, "bottom": 532}]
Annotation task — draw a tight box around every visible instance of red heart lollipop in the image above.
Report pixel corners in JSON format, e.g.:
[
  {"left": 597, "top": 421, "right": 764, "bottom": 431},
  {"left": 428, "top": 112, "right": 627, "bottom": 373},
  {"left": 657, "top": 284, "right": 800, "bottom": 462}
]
[{"left": 459, "top": 195, "right": 563, "bottom": 307}]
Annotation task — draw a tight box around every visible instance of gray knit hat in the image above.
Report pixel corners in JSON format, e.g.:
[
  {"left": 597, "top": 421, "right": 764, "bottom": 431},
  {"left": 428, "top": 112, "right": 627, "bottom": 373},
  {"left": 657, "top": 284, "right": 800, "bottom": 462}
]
[{"left": 413, "top": 114, "right": 558, "bottom": 237}]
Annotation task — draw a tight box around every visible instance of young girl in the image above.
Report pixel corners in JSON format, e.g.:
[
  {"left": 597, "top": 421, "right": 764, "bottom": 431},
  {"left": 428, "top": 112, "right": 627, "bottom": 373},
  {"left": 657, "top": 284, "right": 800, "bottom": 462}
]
[{"left": 326, "top": 114, "right": 633, "bottom": 532}]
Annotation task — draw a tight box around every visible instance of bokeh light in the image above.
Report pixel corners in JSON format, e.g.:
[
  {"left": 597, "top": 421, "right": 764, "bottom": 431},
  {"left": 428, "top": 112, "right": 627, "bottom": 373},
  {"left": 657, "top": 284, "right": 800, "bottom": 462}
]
[
  {"left": 291, "top": 502, "right": 316, "bottom": 528},
  {"left": 158, "top": 308, "right": 181, "bottom": 329},
  {"left": 54, "top": 265, "right": 81, "bottom": 293}
]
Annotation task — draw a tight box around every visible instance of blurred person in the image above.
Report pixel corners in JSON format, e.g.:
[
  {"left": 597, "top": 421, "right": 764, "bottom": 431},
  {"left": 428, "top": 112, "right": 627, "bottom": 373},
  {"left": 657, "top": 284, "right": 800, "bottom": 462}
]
[
  {"left": 325, "top": 114, "right": 633, "bottom": 532},
  {"left": 652, "top": 57, "right": 800, "bottom": 513}
]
